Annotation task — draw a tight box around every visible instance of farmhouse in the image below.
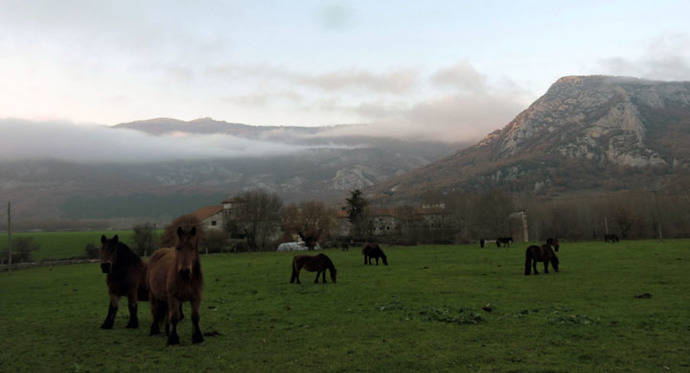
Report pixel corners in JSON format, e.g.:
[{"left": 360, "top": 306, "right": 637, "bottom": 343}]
[
  {"left": 189, "top": 205, "right": 225, "bottom": 231},
  {"left": 188, "top": 197, "right": 247, "bottom": 232}
]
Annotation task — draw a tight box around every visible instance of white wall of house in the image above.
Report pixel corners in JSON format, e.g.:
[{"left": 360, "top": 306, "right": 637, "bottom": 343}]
[{"left": 202, "top": 211, "right": 225, "bottom": 231}]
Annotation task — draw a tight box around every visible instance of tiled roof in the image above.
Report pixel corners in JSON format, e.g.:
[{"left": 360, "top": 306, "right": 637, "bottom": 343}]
[{"left": 191, "top": 205, "right": 224, "bottom": 222}]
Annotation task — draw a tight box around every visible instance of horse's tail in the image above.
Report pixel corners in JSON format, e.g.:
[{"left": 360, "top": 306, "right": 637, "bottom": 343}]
[
  {"left": 524, "top": 249, "right": 532, "bottom": 275},
  {"left": 290, "top": 258, "right": 299, "bottom": 283}
]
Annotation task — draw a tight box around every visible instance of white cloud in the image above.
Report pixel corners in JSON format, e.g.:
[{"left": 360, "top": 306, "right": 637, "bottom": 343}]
[{"left": 0, "top": 119, "right": 309, "bottom": 163}]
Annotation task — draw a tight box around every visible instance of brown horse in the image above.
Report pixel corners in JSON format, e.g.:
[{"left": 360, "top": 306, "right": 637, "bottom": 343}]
[
  {"left": 99, "top": 235, "right": 148, "bottom": 329},
  {"left": 290, "top": 253, "right": 337, "bottom": 284},
  {"left": 147, "top": 227, "right": 204, "bottom": 345},
  {"left": 362, "top": 243, "right": 388, "bottom": 265},
  {"left": 524, "top": 244, "right": 559, "bottom": 275}
]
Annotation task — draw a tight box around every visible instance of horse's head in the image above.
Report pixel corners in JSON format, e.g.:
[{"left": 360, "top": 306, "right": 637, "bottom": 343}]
[
  {"left": 175, "top": 226, "right": 199, "bottom": 279},
  {"left": 330, "top": 267, "right": 337, "bottom": 283},
  {"left": 99, "top": 234, "right": 120, "bottom": 273},
  {"left": 550, "top": 253, "right": 560, "bottom": 272},
  {"left": 381, "top": 254, "right": 388, "bottom": 266}
]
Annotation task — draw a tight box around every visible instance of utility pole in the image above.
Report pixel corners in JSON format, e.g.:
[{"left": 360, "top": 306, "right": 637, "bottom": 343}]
[
  {"left": 653, "top": 191, "right": 663, "bottom": 242},
  {"left": 603, "top": 217, "right": 609, "bottom": 235},
  {"left": 7, "top": 201, "right": 12, "bottom": 273}
]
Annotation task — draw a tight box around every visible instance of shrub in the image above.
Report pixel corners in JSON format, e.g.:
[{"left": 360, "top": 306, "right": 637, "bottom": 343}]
[
  {"left": 85, "top": 243, "right": 99, "bottom": 259},
  {"left": 5, "top": 237, "right": 40, "bottom": 263}
]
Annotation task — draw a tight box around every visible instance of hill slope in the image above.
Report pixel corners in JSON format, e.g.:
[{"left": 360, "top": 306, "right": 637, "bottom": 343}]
[{"left": 371, "top": 75, "right": 690, "bottom": 201}]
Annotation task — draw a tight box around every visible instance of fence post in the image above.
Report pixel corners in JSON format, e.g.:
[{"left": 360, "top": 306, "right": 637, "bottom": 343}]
[{"left": 7, "top": 201, "right": 12, "bottom": 273}]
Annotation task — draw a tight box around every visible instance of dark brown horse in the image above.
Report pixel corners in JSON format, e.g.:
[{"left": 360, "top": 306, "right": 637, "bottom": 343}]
[
  {"left": 99, "top": 235, "right": 148, "bottom": 329},
  {"left": 290, "top": 253, "right": 337, "bottom": 284},
  {"left": 546, "top": 238, "right": 560, "bottom": 252},
  {"left": 147, "top": 227, "right": 204, "bottom": 345},
  {"left": 604, "top": 234, "right": 619, "bottom": 243},
  {"left": 496, "top": 237, "right": 513, "bottom": 247},
  {"left": 298, "top": 231, "right": 322, "bottom": 250},
  {"left": 362, "top": 243, "right": 388, "bottom": 265},
  {"left": 524, "top": 244, "right": 559, "bottom": 275}
]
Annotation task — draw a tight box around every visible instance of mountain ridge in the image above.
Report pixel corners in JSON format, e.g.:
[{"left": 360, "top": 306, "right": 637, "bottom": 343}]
[{"left": 370, "top": 75, "right": 690, "bottom": 202}]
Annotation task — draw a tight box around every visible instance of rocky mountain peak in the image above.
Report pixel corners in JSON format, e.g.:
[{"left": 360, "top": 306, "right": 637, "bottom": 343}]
[{"left": 482, "top": 75, "right": 690, "bottom": 167}]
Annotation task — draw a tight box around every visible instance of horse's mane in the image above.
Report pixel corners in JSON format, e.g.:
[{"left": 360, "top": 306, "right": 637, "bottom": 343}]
[
  {"left": 114, "top": 242, "right": 143, "bottom": 268},
  {"left": 318, "top": 253, "right": 336, "bottom": 271}
]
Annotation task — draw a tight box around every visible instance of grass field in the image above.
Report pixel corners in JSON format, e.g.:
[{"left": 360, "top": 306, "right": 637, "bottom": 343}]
[
  {"left": 1, "top": 240, "right": 688, "bottom": 372},
  {"left": 0, "top": 230, "right": 160, "bottom": 261}
]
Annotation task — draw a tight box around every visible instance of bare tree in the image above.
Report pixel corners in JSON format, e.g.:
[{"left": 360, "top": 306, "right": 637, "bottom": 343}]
[{"left": 229, "top": 189, "right": 283, "bottom": 250}]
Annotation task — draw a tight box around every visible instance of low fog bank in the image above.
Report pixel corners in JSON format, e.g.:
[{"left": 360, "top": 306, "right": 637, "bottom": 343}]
[{"left": 0, "top": 119, "right": 318, "bottom": 163}]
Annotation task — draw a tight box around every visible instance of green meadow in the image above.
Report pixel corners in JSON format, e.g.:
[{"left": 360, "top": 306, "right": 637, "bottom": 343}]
[
  {"left": 1, "top": 240, "right": 688, "bottom": 372},
  {"left": 0, "top": 230, "right": 160, "bottom": 261}
]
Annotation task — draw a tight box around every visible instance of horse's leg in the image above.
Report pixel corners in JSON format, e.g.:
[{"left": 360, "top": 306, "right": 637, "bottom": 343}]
[
  {"left": 364, "top": 255, "right": 368, "bottom": 265},
  {"left": 533, "top": 260, "right": 538, "bottom": 275},
  {"left": 191, "top": 297, "right": 204, "bottom": 344},
  {"left": 314, "top": 271, "right": 321, "bottom": 283},
  {"left": 166, "top": 298, "right": 181, "bottom": 345},
  {"left": 125, "top": 289, "right": 139, "bottom": 328},
  {"left": 322, "top": 271, "right": 327, "bottom": 283},
  {"left": 375, "top": 257, "right": 379, "bottom": 265},
  {"left": 544, "top": 259, "right": 549, "bottom": 274},
  {"left": 149, "top": 300, "right": 166, "bottom": 336},
  {"left": 100, "top": 293, "right": 119, "bottom": 329}
]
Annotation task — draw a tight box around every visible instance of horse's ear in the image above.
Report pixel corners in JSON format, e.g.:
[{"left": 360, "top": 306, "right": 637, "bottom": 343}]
[
  {"left": 101, "top": 235, "right": 106, "bottom": 244},
  {"left": 113, "top": 235, "right": 119, "bottom": 244},
  {"left": 177, "top": 226, "right": 184, "bottom": 239},
  {"left": 190, "top": 226, "right": 196, "bottom": 237}
]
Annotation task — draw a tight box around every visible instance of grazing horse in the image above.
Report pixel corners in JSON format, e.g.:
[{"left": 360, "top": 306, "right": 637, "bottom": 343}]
[
  {"left": 99, "top": 235, "right": 148, "bottom": 329},
  {"left": 496, "top": 237, "right": 513, "bottom": 247},
  {"left": 524, "top": 243, "right": 559, "bottom": 275},
  {"left": 604, "top": 234, "right": 619, "bottom": 243},
  {"left": 362, "top": 243, "right": 388, "bottom": 265},
  {"left": 147, "top": 227, "right": 204, "bottom": 345},
  {"left": 290, "top": 254, "right": 337, "bottom": 284}
]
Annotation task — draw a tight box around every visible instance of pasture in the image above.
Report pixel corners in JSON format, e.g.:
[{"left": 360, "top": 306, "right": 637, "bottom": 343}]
[
  {"left": 0, "top": 230, "right": 159, "bottom": 261},
  {"left": 0, "top": 240, "right": 688, "bottom": 372}
]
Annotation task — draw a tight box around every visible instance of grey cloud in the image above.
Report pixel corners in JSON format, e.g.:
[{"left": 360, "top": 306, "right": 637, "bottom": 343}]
[
  {"left": 224, "top": 91, "right": 304, "bottom": 107},
  {"left": 599, "top": 34, "right": 690, "bottom": 81},
  {"left": 207, "top": 64, "right": 419, "bottom": 94},
  {"left": 313, "top": 63, "right": 531, "bottom": 142},
  {"left": 431, "top": 61, "right": 488, "bottom": 93},
  {"left": 0, "top": 119, "right": 308, "bottom": 163}
]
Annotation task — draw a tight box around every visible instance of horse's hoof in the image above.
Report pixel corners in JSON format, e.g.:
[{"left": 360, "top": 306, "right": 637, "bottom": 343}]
[
  {"left": 192, "top": 332, "right": 204, "bottom": 344},
  {"left": 126, "top": 321, "right": 139, "bottom": 329},
  {"left": 100, "top": 323, "right": 113, "bottom": 330},
  {"left": 167, "top": 335, "right": 180, "bottom": 345}
]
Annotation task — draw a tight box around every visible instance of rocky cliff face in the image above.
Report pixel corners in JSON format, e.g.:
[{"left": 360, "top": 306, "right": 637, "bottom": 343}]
[{"left": 372, "top": 75, "right": 690, "bottom": 200}]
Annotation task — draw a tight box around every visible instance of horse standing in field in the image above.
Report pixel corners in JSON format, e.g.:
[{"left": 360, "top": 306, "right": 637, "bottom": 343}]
[
  {"left": 99, "top": 235, "right": 148, "bottom": 329},
  {"left": 362, "top": 243, "right": 388, "bottom": 265},
  {"left": 147, "top": 227, "right": 204, "bottom": 345},
  {"left": 290, "top": 253, "right": 337, "bottom": 284},
  {"left": 546, "top": 238, "right": 560, "bottom": 252},
  {"left": 298, "top": 231, "right": 322, "bottom": 250},
  {"left": 496, "top": 237, "right": 513, "bottom": 247},
  {"left": 524, "top": 243, "right": 559, "bottom": 276},
  {"left": 604, "top": 234, "right": 619, "bottom": 243}
]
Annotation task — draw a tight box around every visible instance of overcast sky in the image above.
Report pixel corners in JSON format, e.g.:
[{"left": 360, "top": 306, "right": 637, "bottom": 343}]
[{"left": 1, "top": 0, "right": 689, "bottom": 141}]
